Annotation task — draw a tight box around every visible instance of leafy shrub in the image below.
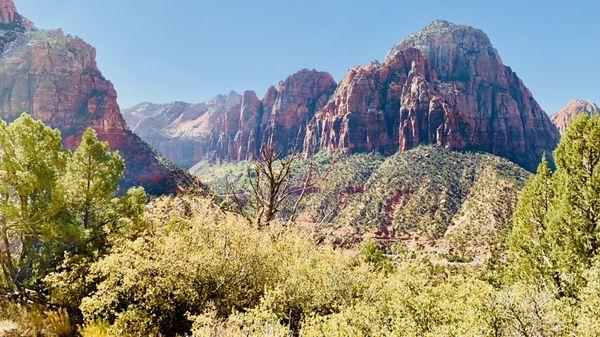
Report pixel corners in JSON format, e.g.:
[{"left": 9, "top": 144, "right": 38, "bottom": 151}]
[
  {"left": 80, "top": 196, "right": 372, "bottom": 335},
  {"left": 79, "top": 321, "right": 111, "bottom": 337},
  {"left": 190, "top": 307, "right": 291, "bottom": 337},
  {"left": 577, "top": 260, "right": 600, "bottom": 336},
  {"left": 302, "top": 271, "right": 575, "bottom": 337}
]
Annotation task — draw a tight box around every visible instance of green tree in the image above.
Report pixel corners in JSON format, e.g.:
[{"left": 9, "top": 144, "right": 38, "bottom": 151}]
[
  {"left": 509, "top": 115, "right": 600, "bottom": 296},
  {"left": 0, "top": 115, "right": 146, "bottom": 302},
  {"left": 508, "top": 156, "right": 559, "bottom": 290},
  {"left": 61, "top": 128, "right": 126, "bottom": 252},
  {"left": 0, "top": 114, "right": 73, "bottom": 295},
  {"left": 552, "top": 114, "right": 600, "bottom": 265},
  {"left": 46, "top": 129, "right": 146, "bottom": 313}
]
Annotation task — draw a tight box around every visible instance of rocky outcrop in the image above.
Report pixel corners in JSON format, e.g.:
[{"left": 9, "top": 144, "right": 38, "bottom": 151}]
[
  {"left": 0, "top": 0, "right": 16, "bottom": 24},
  {"left": 0, "top": 0, "right": 197, "bottom": 195},
  {"left": 0, "top": 0, "right": 31, "bottom": 52},
  {"left": 128, "top": 20, "right": 558, "bottom": 172},
  {"left": 304, "top": 20, "right": 559, "bottom": 171},
  {"left": 200, "top": 70, "right": 336, "bottom": 161},
  {"left": 551, "top": 99, "right": 600, "bottom": 134},
  {"left": 123, "top": 92, "right": 243, "bottom": 168},
  {"left": 126, "top": 69, "right": 336, "bottom": 164},
  {"left": 265, "top": 70, "right": 337, "bottom": 154}
]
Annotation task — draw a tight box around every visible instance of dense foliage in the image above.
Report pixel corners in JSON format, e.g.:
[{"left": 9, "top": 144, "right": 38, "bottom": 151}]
[
  {"left": 509, "top": 114, "right": 600, "bottom": 297},
  {"left": 2, "top": 114, "right": 600, "bottom": 337},
  {"left": 0, "top": 114, "right": 146, "bottom": 304}
]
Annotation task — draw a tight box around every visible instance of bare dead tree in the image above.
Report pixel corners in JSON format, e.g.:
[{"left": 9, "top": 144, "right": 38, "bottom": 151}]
[{"left": 227, "top": 139, "right": 314, "bottom": 229}]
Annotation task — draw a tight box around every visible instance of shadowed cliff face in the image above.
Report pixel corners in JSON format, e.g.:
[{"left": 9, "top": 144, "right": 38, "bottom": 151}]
[
  {"left": 551, "top": 99, "right": 600, "bottom": 134},
  {"left": 0, "top": 0, "right": 197, "bottom": 195},
  {"left": 304, "top": 20, "right": 560, "bottom": 171}
]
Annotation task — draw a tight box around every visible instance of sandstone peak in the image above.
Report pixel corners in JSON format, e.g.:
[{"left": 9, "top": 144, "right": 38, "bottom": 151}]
[
  {"left": 387, "top": 20, "right": 500, "bottom": 81},
  {"left": 551, "top": 99, "right": 600, "bottom": 134},
  {"left": 0, "top": 0, "right": 16, "bottom": 24},
  {"left": 563, "top": 99, "right": 599, "bottom": 112},
  {"left": 395, "top": 19, "right": 490, "bottom": 46},
  {"left": 242, "top": 90, "right": 259, "bottom": 100},
  {"left": 420, "top": 19, "right": 463, "bottom": 33},
  {"left": 278, "top": 69, "right": 336, "bottom": 90},
  {"left": 307, "top": 20, "right": 558, "bottom": 171}
]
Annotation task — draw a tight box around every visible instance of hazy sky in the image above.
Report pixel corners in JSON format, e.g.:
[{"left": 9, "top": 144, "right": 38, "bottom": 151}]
[{"left": 17, "top": 0, "right": 600, "bottom": 114}]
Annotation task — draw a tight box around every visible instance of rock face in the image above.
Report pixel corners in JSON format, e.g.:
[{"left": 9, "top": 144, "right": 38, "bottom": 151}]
[
  {"left": 129, "top": 20, "right": 558, "bottom": 172},
  {"left": 304, "top": 20, "right": 559, "bottom": 171},
  {"left": 551, "top": 99, "right": 600, "bottom": 134},
  {"left": 200, "top": 69, "right": 336, "bottom": 161},
  {"left": 0, "top": 0, "right": 196, "bottom": 195},
  {"left": 126, "top": 69, "right": 337, "bottom": 165},
  {"left": 123, "top": 92, "right": 243, "bottom": 168}
]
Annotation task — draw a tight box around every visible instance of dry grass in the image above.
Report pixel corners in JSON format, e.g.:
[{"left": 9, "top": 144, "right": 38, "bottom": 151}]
[{"left": 0, "top": 302, "right": 73, "bottom": 337}]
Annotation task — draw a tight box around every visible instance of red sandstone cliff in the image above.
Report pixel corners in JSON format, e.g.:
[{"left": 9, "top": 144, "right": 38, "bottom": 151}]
[
  {"left": 126, "top": 20, "right": 559, "bottom": 172},
  {"left": 0, "top": 0, "right": 196, "bottom": 195},
  {"left": 304, "top": 20, "right": 559, "bottom": 170},
  {"left": 201, "top": 69, "right": 336, "bottom": 161},
  {"left": 126, "top": 70, "right": 336, "bottom": 164},
  {"left": 551, "top": 99, "right": 600, "bottom": 134}
]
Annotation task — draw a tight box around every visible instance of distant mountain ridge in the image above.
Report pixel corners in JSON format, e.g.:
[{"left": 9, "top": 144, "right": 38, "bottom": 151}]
[
  {"left": 551, "top": 99, "right": 600, "bottom": 134},
  {"left": 0, "top": 0, "right": 197, "bottom": 195},
  {"left": 124, "top": 70, "right": 337, "bottom": 167},
  {"left": 123, "top": 92, "right": 242, "bottom": 168},
  {"left": 129, "top": 20, "right": 559, "bottom": 171}
]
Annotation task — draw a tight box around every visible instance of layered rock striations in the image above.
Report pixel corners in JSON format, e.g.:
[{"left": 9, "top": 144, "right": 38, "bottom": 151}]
[
  {"left": 129, "top": 20, "right": 559, "bottom": 172},
  {"left": 304, "top": 20, "right": 559, "bottom": 170},
  {"left": 0, "top": 0, "right": 196, "bottom": 195},
  {"left": 551, "top": 99, "right": 600, "bottom": 134},
  {"left": 200, "top": 69, "right": 336, "bottom": 161},
  {"left": 126, "top": 70, "right": 337, "bottom": 165}
]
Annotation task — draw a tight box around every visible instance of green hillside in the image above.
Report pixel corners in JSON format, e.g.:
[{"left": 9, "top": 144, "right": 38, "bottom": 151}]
[{"left": 190, "top": 146, "right": 530, "bottom": 261}]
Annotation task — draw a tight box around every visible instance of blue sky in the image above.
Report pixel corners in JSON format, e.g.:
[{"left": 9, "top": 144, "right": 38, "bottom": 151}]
[{"left": 17, "top": 0, "right": 600, "bottom": 114}]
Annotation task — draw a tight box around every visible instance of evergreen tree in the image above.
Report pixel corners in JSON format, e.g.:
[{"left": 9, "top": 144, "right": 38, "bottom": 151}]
[
  {"left": 508, "top": 156, "right": 558, "bottom": 289},
  {"left": 0, "top": 114, "right": 72, "bottom": 294},
  {"left": 509, "top": 115, "right": 600, "bottom": 296},
  {"left": 0, "top": 115, "right": 146, "bottom": 299},
  {"left": 61, "top": 128, "right": 126, "bottom": 252}
]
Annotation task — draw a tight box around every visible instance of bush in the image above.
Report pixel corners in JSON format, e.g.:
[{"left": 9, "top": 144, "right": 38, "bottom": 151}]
[
  {"left": 80, "top": 196, "right": 372, "bottom": 335},
  {"left": 190, "top": 307, "right": 291, "bottom": 337},
  {"left": 302, "top": 272, "right": 576, "bottom": 337},
  {"left": 79, "top": 321, "right": 111, "bottom": 337}
]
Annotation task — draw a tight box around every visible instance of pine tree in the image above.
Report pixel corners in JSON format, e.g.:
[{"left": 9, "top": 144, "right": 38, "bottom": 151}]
[
  {"left": 61, "top": 128, "right": 125, "bottom": 252},
  {"left": 508, "top": 156, "right": 557, "bottom": 289},
  {"left": 509, "top": 115, "right": 600, "bottom": 296},
  {"left": 0, "top": 114, "right": 70, "bottom": 294},
  {"left": 0, "top": 116, "right": 145, "bottom": 299}
]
